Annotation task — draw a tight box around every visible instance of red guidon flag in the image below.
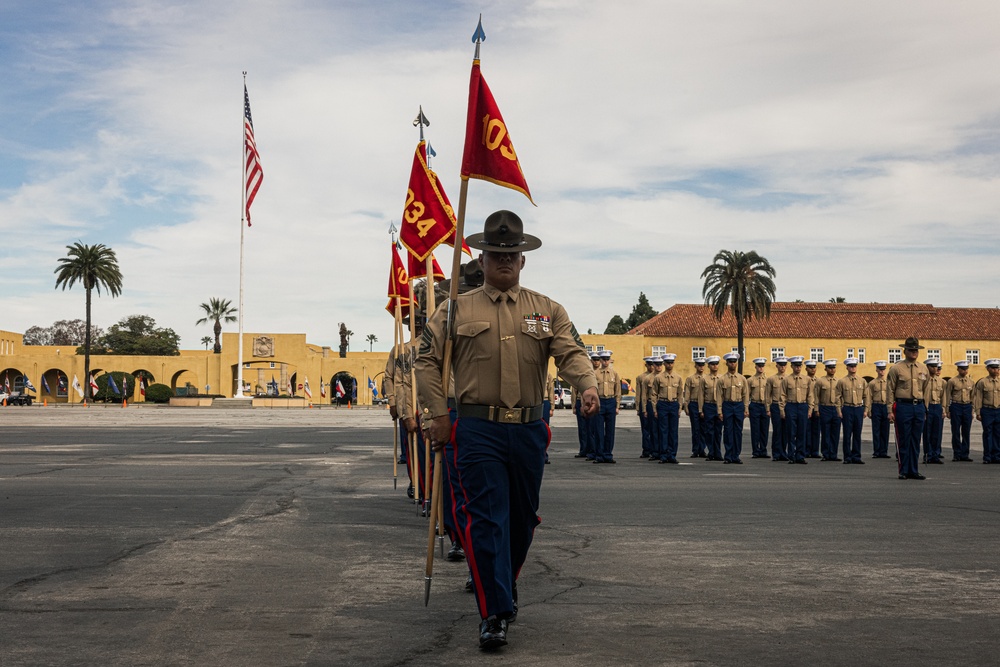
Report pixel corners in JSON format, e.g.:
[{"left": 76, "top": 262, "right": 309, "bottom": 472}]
[
  {"left": 385, "top": 242, "right": 412, "bottom": 315},
  {"left": 407, "top": 251, "right": 445, "bottom": 282},
  {"left": 461, "top": 60, "right": 533, "bottom": 204},
  {"left": 398, "top": 141, "right": 458, "bottom": 262}
]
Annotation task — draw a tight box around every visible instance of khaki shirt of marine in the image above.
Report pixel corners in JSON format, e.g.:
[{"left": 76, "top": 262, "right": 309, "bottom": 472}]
[
  {"left": 864, "top": 377, "right": 887, "bottom": 410},
  {"left": 748, "top": 374, "right": 768, "bottom": 404},
  {"left": 810, "top": 375, "right": 841, "bottom": 411},
  {"left": 683, "top": 374, "right": 701, "bottom": 404},
  {"left": 924, "top": 375, "right": 944, "bottom": 407},
  {"left": 415, "top": 283, "right": 597, "bottom": 419},
  {"left": 943, "top": 375, "right": 974, "bottom": 411},
  {"left": 765, "top": 374, "right": 785, "bottom": 409},
  {"left": 651, "top": 372, "right": 682, "bottom": 405},
  {"left": 779, "top": 374, "right": 809, "bottom": 417},
  {"left": 393, "top": 339, "right": 421, "bottom": 420},
  {"left": 635, "top": 370, "right": 650, "bottom": 415},
  {"left": 597, "top": 367, "right": 622, "bottom": 401},
  {"left": 886, "top": 360, "right": 927, "bottom": 402},
  {"left": 643, "top": 370, "right": 659, "bottom": 407},
  {"left": 697, "top": 374, "right": 721, "bottom": 413},
  {"left": 973, "top": 376, "right": 1000, "bottom": 418},
  {"left": 837, "top": 375, "right": 866, "bottom": 410},
  {"left": 716, "top": 371, "right": 749, "bottom": 408}
]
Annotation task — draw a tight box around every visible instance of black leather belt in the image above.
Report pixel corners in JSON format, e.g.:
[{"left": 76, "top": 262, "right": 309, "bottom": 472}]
[
  {"left": 751, "top": 401, "right": 766, "bottom": 404},
  {"left": 897, "top": 398, "right": 923, "bottom": 404},
  {"left": 951, "top": 401, "right": 970, "bottom": 405},
  {"left": 843, "top": 403, "right": 863, "bottom": 407},
  {"left": 458, "top": 404, "right": 543, "bottom": 423}
]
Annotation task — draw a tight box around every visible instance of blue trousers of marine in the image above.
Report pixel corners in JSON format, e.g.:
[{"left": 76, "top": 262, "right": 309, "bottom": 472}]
[
  {"left": 647, "top": 400, "right": 661, "bottom": 458},
  {"left": 748, "top": 402, "right": 769, "bottom": 456},
  {"left": 841, "top": 405, "right": 864, "bottom": 462},
  {"left": 982, "top": 406, "right": 1000, "bottom": 463},
  {"left": 769, "top": 403, "right": 787, "bottom": 459},
  {"left": 688, "top": 401, "right": 705, "bottom": 456},
  {"left": 656, "top": 400, "right": 680, "bottom": 461},
  {"left": 806, "top": 413, "right": 822, "bottom": 457},
  {"left": 819, "top": 405, "right": 842, "bottom": 459},
  {"left": 722, "top": 401, "right": 745, "bottom": 462},
  {"left": 894, "top": 401, "right": 926, "bottom": 476},
  {"left": 785, "top": 403, "right": 808, "bottom": 461},
  {"left": 922, "top": 403, "right": 943, "bottom": 462},
  {"left": 574, "top": 399, "right": 589, "bottom": 455},
  {"left": 586, "top": 406, "right": 602, "bottom": 459},
  {"left": 639, "top": 408, "right": 652, "bottom": 456},
  {"left": 870, "top": 403, "right": 890, "bottom": 457},
  {"left": 448, "top": 417, "right": 549, "bottom": 621},
  {"left": 597, "top": 397, "right": 617, "bottom": 462},
  {"left": 949, "top": 402, "right": 972, "bottom": 460},
  {"left": 702, "top": 403, "right": 722, "bottom": 459}
]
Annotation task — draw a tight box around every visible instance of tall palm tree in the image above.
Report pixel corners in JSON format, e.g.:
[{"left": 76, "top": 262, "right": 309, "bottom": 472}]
[
  {"left": 54, "top": 242, "right": 123, "bottom": 403},
  {"left": 366, "top": 333, "right": 378, "bottom": 352},
  {"left": 701, "top": 250, "right": 777, "bottom": 374},
  {"left": 196, "top": 298, "right": 238, "bottom": 354},
  {"left": 200, "top": 336, "right": 213, "bottom": 350}
]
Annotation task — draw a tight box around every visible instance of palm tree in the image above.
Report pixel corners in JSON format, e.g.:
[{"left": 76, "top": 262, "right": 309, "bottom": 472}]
[
  {"left": 366, "top": 333, "right": 378, "bottom": 352},
  {"left": 200, "top": 336, "right": 213, "bottom": 350},
  {"left": 829, "top": 296, "right": 847, "bottom": 303},
  {"left": 701, "top": 250, "right": 777, "bottom": 374},
  {"left": 196, "top": 298, "right": 238, "bottom": 354},
  {"left": 54, "top": 242, "right": 123, "bottom": 403}
]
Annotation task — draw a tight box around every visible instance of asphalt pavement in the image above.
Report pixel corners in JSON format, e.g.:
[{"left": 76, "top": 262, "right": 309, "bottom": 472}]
[{"left": 1, "top": 405, "right": 997, "bottom": 666}]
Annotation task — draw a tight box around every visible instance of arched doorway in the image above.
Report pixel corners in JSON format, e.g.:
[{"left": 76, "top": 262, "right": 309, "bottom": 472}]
[
  {"left": 332, "top": 371, "right": 356, "bottom": 405},
  {"left": 41, "top": 368, "right": 70, "bottom": 403}
]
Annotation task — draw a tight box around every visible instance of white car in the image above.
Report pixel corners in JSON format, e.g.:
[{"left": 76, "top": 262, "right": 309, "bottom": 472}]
[{"left": 554, "top": 387, "right": 573, "bottom": 409}]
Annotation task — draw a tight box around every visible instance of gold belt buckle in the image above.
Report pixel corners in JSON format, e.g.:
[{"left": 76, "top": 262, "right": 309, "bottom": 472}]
[{"left": 501, "top": 408, "right": 521, "bottom": 423}]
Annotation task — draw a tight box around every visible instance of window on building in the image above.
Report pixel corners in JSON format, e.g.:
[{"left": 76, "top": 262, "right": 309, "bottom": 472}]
[
  {"left": 692, "top": 346, "right": 706, "bottom": 360},
  {"left": 771, "top": 347, "right": 785, "bottom": 360},
  {"left": 967, "top": 349, "right": 980, "bottom": 365},
  {"left": 585, "top": 345, "right": 593, "bottom": 353},
  {"left": 269, "top": 362, "right": 276, "bottom": 369},
  {"left": 927, "top": 349, "right": 941, "bottom": 362},
  {"left": 858, "top": 348, "right": 866, "bottom": 363},
  {"left": 731, "top": 347, "right": 746, "bottom": 358},
  {"left": 243, "top": 362, "right": 251, "bottom": 369},
  {"left": 810, "top": 348, "right": 824, "bottom": 362},
  {"left": 846, "top": 347, "right": 855, "bottom": 360},
  {"left": 889, "top": 349, "right": 902, "bottom": 363},
  {"left": 651, "top": 345, "right": 666, "bottom": 357},
  {"left": 596, "top": 345, "right": 605, "bottom": 352}
]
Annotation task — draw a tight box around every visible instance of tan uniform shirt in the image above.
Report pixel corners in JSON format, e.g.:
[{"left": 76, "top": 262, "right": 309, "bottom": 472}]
[
  {"left": 748, "top": 374, "right": 768, "bottom": 404},
  {"left": 864, "top": 377, "right": 888, "bottom": 412},
  {"left": 811, "top": 375, "right": 841, "bottom": 412},
  {"left": 924, "top": 375, "right": 944, "bottom": 407},
  {"left": 716, "top": 371, "right": 749, "bottom": 409},
  {"left": 635, "top": 370, "right": 649, "bottom": 415},
  {"left": 597, "top": 366, "right": 622, "bottom": 401},
  {"left": 837, "top": 375, "right": 866, "bottom": 414},
  {"left": 643, "top": 370, "right": 660, "bottom": 409},
  {"left": 651, "top": 371, "right": 683, "bottom": 405},
  {"left": 943, "top": 375, "right": 974, "bottom": 413},
  {"left": 886, "top": 359, "right": 927, "bottom": 402},
  {"left": 697, "top": 374, "right": 721, "bottom": 414},
  {"left": 973, "top": 376, "right": 1000, "bottom": 419},
  {"left": 779, "top": 373, "right": 809, "bottom": 418},
  {"left": 415, "top": 283, "right": 597, "bottom": 419},
  {"left": 393, "top": 339, "right": 420, "bottom": 420},
  {"left": 765, "top": 374, "right": 785, "bottom": 411}
]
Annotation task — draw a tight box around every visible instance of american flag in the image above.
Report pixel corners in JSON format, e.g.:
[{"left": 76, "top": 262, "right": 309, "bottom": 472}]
[{"left": 244, "top": 84, "right": 263, "bottom": 226}]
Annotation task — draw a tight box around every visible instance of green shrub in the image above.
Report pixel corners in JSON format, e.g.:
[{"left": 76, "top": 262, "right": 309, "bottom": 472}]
[
  {"left": 94, "top": 372, "right": 135, "bottom": 403},
  {"left": 145, "top": 383, "right": 173, "bottom": 403}
]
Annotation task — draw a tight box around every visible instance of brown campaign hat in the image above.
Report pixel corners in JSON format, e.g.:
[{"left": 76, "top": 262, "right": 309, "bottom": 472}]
[
  {"left": 466, "top": 210, "right": 542, "bottom": 253},
  {"left": 899, "top": 337, "right": 924, "bottom": 350}
]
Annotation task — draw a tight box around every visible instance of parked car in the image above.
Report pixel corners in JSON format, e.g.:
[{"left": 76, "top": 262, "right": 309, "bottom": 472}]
[
  {"left": 619, "top": 395, "right": 636, "bottom": 410},
  {"left": 554, "top": 387, "right": 573, "bottom": 409},
  {"left": 4, "top": 391, "right": 33, "bottom": 406}
]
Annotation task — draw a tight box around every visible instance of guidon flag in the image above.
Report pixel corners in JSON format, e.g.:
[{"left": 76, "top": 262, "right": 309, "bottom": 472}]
[{"left": 398, "top": 141, "right": 459, "bottom": 262}]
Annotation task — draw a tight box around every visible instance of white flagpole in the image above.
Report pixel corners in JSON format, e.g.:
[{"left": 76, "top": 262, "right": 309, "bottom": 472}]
[{"left": 236, "top": 71, "right": 248, "bottom": 398}]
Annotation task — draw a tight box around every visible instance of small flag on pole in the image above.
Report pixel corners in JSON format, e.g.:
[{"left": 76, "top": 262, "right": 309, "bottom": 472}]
[
  {"left": 244, "top": 83, "right": 264, "bottom": 226},
  {"left": 386, "top": 241, "right": 412, "bottom": 315},
  {"left": 368, "top": 376, "right": 378, "bottom": 400},
  {"left": 399, "top": 142, "right": 461, "bottom": 261},
  {"left": 320, "top": 375, "right": 326, "bottom": 398},
  {"left": 22, "top": 376, "right": 36, "bottom": 392},
  {"left": 139, "top": 377, "right": 146, "bottom": 397},
  {"left": 42, "top": 375, "right": 51, "bottom": 393},
  {"left": 336, "top": 379, "right": 346, "bottom": 399},
  {"left": 88, "top": 374, "right": 99, "bottom": 397},
  {"left": 107, "top": 374, "right": 121, "bottom": 395},
  {"left": 303, "top": 377, "right": 312, "bottom": 398},
  {"left": 72, "top": 375, "right": 83, "bottom": 398}
]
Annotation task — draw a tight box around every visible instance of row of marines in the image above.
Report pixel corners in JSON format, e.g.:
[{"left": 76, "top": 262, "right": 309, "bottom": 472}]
[{"left": 623, "top": 342, "right": 1000, "bottom": 477}]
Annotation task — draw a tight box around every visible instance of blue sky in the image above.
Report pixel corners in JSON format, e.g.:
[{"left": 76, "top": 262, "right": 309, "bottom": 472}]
[{"left": 2, "top": 0, "right": 999, "bottom": 351}]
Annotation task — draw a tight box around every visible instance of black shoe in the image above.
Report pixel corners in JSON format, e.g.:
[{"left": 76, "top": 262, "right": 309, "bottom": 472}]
[
  {"left": 574, "top": 453, "right": 587, "bottom": 458},
  {"left": 907, "top": 473, "right": 927, "bottom": 480},
  {"left": 479, "top": 616, "right": 508, "bottom": 650},
  {"left": 926, "top": 459, "right": 943, "bottom": 464},
  {"left": 465, "top": 574, "right": 474, "bottom": 592},
  {"left": 406, "top": 484, "right": 414, "bottom": 499},
  {"left": 853, "top": 460, "right": 865, "bottom": 464},
  {"left": 606, "top": 459, "right": 617, "bottom": 464},
  {"left": 592, "top": 459, "right": 603, "bottom": 464},
  {"left": 397, "top": 455, "right": 406, "bottom": 464},
  {"left": 733, "top": 459, "right": 743, "bottom": 464},
  {"left": 640, "top": 453, "right": 650, "bottom": 458},
  {"left": 544, "top": 458, "right": 550, "bottom": 464},
  {"left": 806, "top": 454, "right": 822, "bottom": 459},
  {"left": 960, "top": 457, "right": 973, "bottom": 462},
  {"left": 723, "top": 460, "right": 731, "bottom": 464},
  {"left": 690, "top": 453, "right": 700, "bottom": 458},
  {"left": 447, "top": 542, "right": 466, "bottom": 562},
  {"left": 793, "top": 459, "right": 807, "bottom": 464},
  {"left": 899, "top": 474, "right": 907, "bottom": 480},
  {"left": 510, "top": 584, "right": 518, "bottom": 624},
  {"left": 659, "top": 458, "right": 678, "bottom": 464},
  {"left": 698, "top": 452, "right": 707, "bottom": 458}
]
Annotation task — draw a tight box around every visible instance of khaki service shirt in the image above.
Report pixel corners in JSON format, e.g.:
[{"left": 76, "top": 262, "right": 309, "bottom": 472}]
[
  {"left": 748, "top": 373, "right": 768, "bottom": 404},
  {"left": 973, "top": 376, "right": 1000, "bottom": 418},
  {"left": 766, "top": 374, "right": 785, "bottom": 410},
  {"left": 943, "top": 375, "right": 974, "bottom": 413},
  {"left": 597, "top": 366, "right": 622, "bottom": 401},
  {"left": 887, "top": 360, "right": 927, "bottom": 402},
  {"left": 837, "top": 375, "right": 866, "bottom": 411},
  {"left": 811, "top": 375, "right": 841, "bottom": 411},
  {"left": 779, "top": 373, "right": 810, "bottom": 418},
  {"left": 651, "top": 371, "right": 683, "bottom": 405},
  {"left": 924, "top": 375, "right": 944, "bottom": 407},
  {"left": 697, "top": 374, "right": 721, "bottom": 414},
  {"left": 864, "top": 377, "right": 888, "bottom": 412},
  {"left": 415, "top": 283, "right": 597, "bottom": 419},
  {"left": 635, "top": 369, "right": 649, "bottom": 415},
  {"left": 716, "top": 371, "right": 749, "bottom": 408}
]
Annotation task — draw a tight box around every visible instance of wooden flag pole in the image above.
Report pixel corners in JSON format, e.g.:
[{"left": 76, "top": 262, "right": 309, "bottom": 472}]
[{"left": 392, "top": 298, "right": 402, "bottom": 490}]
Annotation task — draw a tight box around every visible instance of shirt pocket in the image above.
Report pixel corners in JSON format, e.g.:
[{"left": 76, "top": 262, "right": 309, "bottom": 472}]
[
  {"left": 456, "top": 321, "right": 492, "bottom": 361},
  {"left": 520, "top": 321, "right": 553, "bottom": 365}
]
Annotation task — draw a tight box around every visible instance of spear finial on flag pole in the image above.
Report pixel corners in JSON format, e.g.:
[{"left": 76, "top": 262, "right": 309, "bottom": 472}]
[
  {"left": 472, "top": 14, "right": 486, "bottom": 59},
  {"left": 413, "top": 106, "right": 430, "bottom": 142}
]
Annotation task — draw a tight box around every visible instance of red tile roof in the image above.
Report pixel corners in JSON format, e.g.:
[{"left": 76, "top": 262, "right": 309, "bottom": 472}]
[{"left": 629, "top": 303, "right": 1000, "bottom": 341}]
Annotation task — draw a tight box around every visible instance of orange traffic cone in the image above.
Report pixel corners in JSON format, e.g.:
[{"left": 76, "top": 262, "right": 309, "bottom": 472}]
[
  {"left": 122, "top": 398, "right": 127, "bottom": 408},
  {"left": 348, "top": 400, "right": 352, "bottom": 409},
  {"left": 44, "top": 399, "right": 47, "bottom": 407}
]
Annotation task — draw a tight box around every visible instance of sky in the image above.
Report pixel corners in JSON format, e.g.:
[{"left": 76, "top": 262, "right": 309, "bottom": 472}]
[{"left": 2, "top": 0, "right": 999, "bottom": 352}]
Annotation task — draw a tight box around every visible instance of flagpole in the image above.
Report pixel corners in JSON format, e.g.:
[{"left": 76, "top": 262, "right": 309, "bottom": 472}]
[{"left": 236, "top": 72, "right": 248, "bottom": 398}]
